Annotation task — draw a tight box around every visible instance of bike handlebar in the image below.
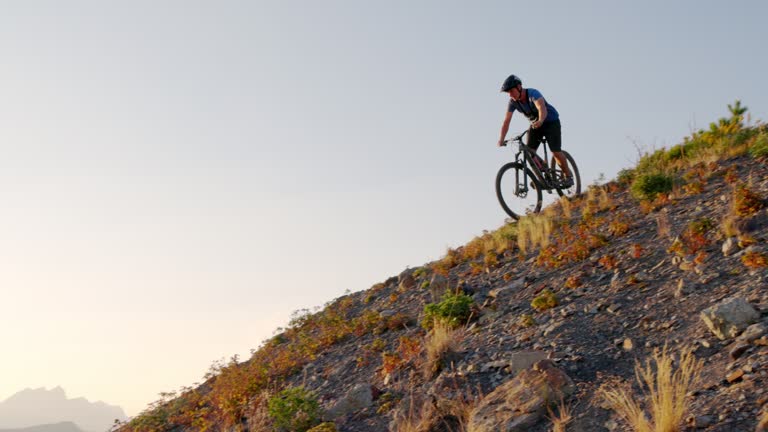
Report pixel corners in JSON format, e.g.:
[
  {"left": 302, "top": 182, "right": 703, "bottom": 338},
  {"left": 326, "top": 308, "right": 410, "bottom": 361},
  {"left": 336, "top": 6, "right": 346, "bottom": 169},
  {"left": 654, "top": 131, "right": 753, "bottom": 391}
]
[{"left": 500, "top": 130, "right": 529, "bottom": 147}]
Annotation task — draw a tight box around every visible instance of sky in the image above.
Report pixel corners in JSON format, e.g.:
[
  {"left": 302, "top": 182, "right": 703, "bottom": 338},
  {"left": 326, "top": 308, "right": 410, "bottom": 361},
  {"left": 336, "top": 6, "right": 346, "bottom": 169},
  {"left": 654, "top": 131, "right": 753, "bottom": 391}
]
[{"left": 0, "top": 0, "right": 766, "bottom": 418}]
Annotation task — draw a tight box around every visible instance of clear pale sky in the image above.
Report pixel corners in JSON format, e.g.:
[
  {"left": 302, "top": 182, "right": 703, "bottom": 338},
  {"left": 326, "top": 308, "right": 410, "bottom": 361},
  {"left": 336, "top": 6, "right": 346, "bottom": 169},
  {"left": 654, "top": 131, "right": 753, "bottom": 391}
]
[{"left": 1, "top": 1, "right": 766, "bottom": 417}]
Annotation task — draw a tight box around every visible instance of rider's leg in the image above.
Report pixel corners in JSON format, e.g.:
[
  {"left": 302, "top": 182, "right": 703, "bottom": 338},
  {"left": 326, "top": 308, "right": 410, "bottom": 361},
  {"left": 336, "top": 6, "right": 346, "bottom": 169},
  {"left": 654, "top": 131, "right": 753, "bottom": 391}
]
[
  {"left": 553, "top": 151, "right": 573, "bottom": 178},
  {"left": 543, "top": 120, "right": 572, "bottom": 179}
]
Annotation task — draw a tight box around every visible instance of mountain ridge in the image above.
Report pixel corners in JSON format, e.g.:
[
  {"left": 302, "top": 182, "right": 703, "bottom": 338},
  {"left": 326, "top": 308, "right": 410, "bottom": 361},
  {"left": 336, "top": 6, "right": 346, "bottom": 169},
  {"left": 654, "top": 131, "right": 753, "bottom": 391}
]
[
  {"left": 0, "top": 421, "right": 84, "bottom": 432},
  {"left": 0, "top": 387, "right": 126, "bottom": 432}
]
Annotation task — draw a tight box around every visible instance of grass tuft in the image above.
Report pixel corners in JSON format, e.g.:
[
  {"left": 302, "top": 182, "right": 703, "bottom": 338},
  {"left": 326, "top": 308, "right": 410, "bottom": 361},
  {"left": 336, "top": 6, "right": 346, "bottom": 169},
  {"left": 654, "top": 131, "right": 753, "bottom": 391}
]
[
  {"left": 424, "top": 320, "right": 463, "bottom": 378},
  {"left": 600, "top": 345, "right": 702, "bottom": 432}
]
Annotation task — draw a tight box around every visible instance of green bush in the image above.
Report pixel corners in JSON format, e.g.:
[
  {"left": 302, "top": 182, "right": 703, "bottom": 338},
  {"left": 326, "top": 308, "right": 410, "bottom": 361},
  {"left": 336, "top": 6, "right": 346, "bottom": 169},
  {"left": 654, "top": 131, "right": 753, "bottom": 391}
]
[
  {"left": 616, "top": 168, "right": 635, "bottom": 186},
  {"left": 268, "top": 387, "right": 322, "bottom": 432},
  {"left": 630, "top": 173, "right": 674, "bottom": 201},
  {"left": 422, "top": 291, "right": 473, "bottom": 329},
  {"left": 749, "top": 132, "right": 768, "bottom": 158},
  {"left": 531, "top": 289, "right": 558, "bottom": 312},
  {"left": 689, "top": 217, "right": 715, "bottom": 235}
]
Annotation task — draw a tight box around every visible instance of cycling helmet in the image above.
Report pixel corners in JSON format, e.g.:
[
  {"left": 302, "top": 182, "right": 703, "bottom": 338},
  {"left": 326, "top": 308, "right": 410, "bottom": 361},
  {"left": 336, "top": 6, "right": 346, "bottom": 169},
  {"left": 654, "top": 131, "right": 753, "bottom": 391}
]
[{"left": 500, "top": 74, "right": 522, "bottom": 92}]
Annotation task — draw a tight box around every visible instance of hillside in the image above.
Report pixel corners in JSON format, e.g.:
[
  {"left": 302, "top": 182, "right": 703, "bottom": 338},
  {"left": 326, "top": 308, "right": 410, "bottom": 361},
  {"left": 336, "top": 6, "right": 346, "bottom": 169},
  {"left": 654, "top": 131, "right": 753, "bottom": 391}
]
[{"left": 120, "top": 104, "right": 768, "bottom": 431}]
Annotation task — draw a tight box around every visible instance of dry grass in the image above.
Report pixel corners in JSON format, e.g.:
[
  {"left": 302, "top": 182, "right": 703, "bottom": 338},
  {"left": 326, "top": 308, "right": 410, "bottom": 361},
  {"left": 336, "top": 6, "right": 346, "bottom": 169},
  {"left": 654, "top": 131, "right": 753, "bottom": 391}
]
[
  {"left": 548, "top": 399, "right": 573, "bottom": 432},
  {"left": 516, "top": 210, "right": 554, "bottom": 254},
  {"left": 600, "top": 345, "right": 703, "bottom": 432},
  {"left": 581, "top": 186, "right": 600, "bottom": 219},
  {"left": 598, "top": 186, "right": 615, "bottom": 211},
  {"left": 559, "top": 196, "right": 573, "bottom": 219},
  {"left": 424, "top": 320, "right": 463, "bottom": 378},
  {"left": 458, "top": 224, "right": 518, "bottom": 265},
  {"left": 391, "top": 398, "right": 437, "bottom": 432},
  {"left": 439, "top": 390, "right": 484, "bottom": 432}
]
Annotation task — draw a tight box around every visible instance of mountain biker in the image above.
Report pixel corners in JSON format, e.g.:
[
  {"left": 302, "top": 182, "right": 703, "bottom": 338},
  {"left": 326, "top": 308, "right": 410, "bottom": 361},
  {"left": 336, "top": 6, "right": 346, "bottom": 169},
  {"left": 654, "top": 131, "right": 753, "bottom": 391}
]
[{"left": 497, "top": 74, "right": 573, "bottom": 186}]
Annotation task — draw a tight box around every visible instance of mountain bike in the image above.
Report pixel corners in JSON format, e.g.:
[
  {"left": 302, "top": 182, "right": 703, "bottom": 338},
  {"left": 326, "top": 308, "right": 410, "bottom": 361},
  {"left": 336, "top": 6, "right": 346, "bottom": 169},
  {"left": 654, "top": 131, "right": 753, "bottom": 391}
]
[{"left": 496, "top": 129, "right": 581, "bottom": 220}]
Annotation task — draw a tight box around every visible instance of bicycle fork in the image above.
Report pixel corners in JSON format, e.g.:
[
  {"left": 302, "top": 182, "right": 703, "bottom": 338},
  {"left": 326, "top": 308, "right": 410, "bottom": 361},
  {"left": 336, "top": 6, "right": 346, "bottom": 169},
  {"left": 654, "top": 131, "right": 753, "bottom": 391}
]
[{"left": 514, "top": 164, "right": 525, "bottom": 196}]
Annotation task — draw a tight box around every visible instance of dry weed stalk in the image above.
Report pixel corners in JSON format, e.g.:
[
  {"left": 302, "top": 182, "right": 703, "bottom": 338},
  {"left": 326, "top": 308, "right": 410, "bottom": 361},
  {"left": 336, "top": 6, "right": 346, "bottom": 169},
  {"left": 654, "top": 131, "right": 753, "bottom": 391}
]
[
  {"left": 655, "top": 209, "right": 672, "bottom": 240},
  {"left": 392, "top": 397, "right": 437, "bottom": 432},
  {"left": 439, "top": 389, "right": 484, "bottom": 432},
  {"left": 720, "top": 212, "right": 741, "bottom": 238},
  {"left": 548, "top": 399, "right": 573, "bottom": 432},
  {"left": 600, "top": 345, "right": 703, "bottom": 432}
]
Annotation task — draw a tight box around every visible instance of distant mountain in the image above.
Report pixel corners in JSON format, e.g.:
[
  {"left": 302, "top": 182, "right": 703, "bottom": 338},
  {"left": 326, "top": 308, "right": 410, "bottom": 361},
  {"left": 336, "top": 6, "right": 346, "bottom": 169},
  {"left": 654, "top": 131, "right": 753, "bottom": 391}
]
[
  {"left": 0, "top": 422, "right": 85, "bottom": 432},
  {"left": 0, "top": 387, "right": 126, "bottom": 432}
]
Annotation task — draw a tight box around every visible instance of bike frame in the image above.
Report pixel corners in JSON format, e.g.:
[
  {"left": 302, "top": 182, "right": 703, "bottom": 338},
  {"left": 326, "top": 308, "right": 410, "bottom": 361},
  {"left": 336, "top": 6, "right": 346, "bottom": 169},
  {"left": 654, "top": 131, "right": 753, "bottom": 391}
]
[{"left": 507, "top": 130, "right": 554, "bottom": 193}]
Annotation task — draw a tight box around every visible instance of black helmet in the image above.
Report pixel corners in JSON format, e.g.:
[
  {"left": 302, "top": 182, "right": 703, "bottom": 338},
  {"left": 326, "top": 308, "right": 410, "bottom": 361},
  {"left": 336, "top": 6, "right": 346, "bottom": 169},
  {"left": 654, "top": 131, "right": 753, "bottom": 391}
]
[{"left": 500, "top": 74, "right": 522, "bottom": 92}]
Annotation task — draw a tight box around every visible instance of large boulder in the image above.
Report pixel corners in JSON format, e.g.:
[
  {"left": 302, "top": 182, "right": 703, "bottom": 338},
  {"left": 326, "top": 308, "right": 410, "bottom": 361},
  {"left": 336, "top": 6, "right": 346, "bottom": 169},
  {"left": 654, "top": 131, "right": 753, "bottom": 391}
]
[
  {"left": 324, "top": 384, "right": 376, "bottom": 420},
  {"left": 429, "top": 274, "right": 449, "bottom": 302},
  {"left": 468, "top": 360, "right": 575, "bottom": 431},
  {"left": 398, "top": 269, "right": 417, "bottom": 292},
  {"left": 700, "top": 297, "right": 761, "bottom": 340}
]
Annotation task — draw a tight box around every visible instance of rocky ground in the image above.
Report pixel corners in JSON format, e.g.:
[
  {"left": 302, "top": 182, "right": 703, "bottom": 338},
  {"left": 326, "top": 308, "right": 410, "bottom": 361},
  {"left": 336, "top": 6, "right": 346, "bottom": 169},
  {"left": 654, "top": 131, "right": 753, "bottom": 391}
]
[{"left": 272, "top": 153, "right": 768, "bottom": 432}]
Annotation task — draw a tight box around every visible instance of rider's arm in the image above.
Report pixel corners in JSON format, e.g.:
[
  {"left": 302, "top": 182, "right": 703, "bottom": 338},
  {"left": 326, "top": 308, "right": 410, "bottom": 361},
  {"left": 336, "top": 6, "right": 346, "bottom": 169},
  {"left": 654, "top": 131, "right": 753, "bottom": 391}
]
[
  {"left": 498, "top": 110, "right": 513, "bottom": 146},
  {"left": 532, "top": 98, "right": 548, "bottom": 129}
]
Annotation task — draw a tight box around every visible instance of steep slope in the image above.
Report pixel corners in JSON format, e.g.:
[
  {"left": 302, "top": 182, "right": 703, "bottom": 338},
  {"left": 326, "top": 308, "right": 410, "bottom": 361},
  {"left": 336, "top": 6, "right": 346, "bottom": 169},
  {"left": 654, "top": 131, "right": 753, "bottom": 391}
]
[{"left": 121, "top": 106, "right": 768, "bottom": 431}]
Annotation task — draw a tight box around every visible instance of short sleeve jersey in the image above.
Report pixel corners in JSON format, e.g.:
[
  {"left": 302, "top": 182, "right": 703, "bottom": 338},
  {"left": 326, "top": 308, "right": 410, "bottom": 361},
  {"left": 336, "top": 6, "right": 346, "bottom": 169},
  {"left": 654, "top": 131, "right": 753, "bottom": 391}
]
[{"left": 507, "top": 88, "right": 560, "bottom": 123}]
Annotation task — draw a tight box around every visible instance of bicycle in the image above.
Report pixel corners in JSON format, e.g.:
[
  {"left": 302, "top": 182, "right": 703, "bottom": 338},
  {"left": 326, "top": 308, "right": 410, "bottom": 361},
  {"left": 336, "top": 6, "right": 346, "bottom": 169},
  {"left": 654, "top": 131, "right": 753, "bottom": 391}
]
[{"left": 495, "top": 129, "right": 581, "bottom": 220}]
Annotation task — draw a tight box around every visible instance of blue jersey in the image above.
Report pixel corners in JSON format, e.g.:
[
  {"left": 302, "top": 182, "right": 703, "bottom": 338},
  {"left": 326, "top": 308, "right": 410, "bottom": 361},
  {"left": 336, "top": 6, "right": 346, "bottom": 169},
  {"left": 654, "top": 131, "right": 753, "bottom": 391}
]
[{"left": 507, "top": 88, "right": 559, "bottom": 123}]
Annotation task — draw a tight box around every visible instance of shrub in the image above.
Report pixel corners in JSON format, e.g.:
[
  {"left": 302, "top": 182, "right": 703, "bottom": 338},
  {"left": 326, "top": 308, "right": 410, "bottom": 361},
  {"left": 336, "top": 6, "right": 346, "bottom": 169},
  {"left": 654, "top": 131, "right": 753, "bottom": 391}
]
[
  {"left": 689, "top": 217, "right": 715, "bottom": 235},
  {"left": 267, "top": 387, "right": 322, "bottom": 432},
  {"left": 518, "top": 314, "right": 536, "bottom": 327},
  {"left": 631, "top": 173, "right": 674, "bottom": 201},
  {"left": 531, "top": 289, "right": 558, "bottom": 312},
  {"left": 422, "top": 291, "right": 473, "bottom": 329},
  {"left": 742, "top": 251, "right": 768, "bottom": 269},
  {"left": 432, "top": 247, "right": 461, "bottom": 276},
  {"left": 598, "top": 255, "right": 618, "bottom": 270},
  {"left": 733, "top": 184, "right": 765, "bottom": 216},
  {"left": 564, "top": 274, "right": 582, "bottom": 289},
  {"left": 616, "top": 168, "right": 635, "bottom": 186}
]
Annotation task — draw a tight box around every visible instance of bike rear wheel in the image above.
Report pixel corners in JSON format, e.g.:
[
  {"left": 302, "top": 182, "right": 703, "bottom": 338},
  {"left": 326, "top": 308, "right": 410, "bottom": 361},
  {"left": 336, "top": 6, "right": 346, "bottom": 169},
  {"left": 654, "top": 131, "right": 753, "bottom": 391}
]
[
  {"left": 551, "top": 151, "right": 581, "bottom": 197},
  {"left": 495, "top": 162, "right": 543, "bottom": 220}
]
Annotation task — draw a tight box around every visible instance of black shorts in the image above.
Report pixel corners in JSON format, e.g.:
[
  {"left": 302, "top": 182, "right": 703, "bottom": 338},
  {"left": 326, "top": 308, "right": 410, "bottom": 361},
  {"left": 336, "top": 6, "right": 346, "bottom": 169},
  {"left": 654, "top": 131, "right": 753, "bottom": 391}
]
[{"left": 527, "top": 119, "right": 562, "bottom": 152}]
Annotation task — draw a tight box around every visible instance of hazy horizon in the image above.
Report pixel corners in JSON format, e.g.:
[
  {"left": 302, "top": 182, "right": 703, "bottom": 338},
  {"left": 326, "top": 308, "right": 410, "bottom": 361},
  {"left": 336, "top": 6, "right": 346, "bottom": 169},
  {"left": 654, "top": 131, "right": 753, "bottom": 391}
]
[
  {"left": 0, "top": 386, "right": 126, "bottom": 432},
  {"left": 1, "top": 0, "right": 766, "bottom": 417}
]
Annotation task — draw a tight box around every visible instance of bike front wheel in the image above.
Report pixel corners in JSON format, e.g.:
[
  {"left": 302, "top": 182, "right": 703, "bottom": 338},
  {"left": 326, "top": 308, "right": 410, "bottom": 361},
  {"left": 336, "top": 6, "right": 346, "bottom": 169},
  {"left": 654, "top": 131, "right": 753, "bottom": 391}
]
[
  {"left": 551, "top": 150, "right": 582, "bottom": 197},
  {"left": 495, "top": 162, "right": 543, "bottom": 220}
]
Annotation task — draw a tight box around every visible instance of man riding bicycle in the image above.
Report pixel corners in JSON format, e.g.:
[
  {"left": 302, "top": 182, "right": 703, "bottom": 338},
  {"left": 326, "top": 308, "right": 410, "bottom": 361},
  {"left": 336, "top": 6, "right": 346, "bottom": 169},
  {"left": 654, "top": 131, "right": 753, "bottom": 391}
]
[{"left": 497, "top": 74, "right": 573, "bottom": 186}]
